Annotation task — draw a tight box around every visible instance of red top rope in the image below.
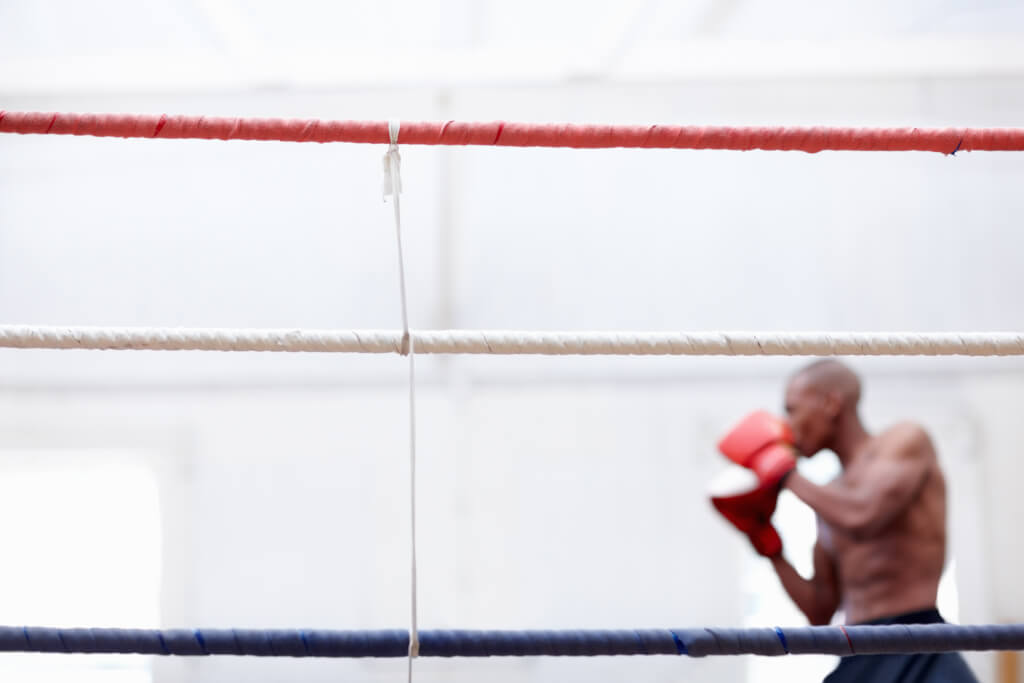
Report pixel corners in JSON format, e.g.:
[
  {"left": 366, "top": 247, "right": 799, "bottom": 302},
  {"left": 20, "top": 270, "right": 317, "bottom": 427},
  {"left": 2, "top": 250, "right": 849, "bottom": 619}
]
[{"left": 2, "top": 110, "right": 1023, "bottom": 153}]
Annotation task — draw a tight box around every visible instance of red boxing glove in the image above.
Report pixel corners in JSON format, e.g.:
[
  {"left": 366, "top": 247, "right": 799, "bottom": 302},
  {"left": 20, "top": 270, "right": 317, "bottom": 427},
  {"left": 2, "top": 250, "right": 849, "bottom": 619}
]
[
  {"left": 709, "top": 466, "right": 783, "bottom": 557},
  {"left": 718, "top": 410, "right": 797, "bottom": 486}
]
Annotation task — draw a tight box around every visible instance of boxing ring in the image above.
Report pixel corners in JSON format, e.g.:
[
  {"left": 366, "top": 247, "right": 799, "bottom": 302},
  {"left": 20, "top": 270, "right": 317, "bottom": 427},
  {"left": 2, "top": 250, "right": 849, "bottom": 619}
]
[{"left": 1, "top": 110, "right": 1023, "bottom": 670}]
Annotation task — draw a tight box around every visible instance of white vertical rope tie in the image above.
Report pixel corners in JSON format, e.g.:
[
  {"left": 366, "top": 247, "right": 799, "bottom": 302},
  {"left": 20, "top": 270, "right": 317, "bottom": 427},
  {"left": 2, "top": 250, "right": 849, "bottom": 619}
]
[{"left": 383, "top": 118, "right": 420, "bottom": 680}]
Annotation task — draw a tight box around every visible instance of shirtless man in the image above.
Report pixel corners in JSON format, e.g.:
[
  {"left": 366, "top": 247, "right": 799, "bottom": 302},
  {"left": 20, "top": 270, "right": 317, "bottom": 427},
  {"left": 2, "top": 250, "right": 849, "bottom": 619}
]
[{"left": 712, "top": 359, "right": 976, "bottom": 682}]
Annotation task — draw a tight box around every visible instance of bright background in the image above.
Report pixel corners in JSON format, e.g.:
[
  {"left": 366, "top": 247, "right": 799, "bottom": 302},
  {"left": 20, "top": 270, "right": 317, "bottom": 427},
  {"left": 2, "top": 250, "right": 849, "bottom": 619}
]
[{"left": 2, "top": 2, "right": 1024, "bottom": 681}]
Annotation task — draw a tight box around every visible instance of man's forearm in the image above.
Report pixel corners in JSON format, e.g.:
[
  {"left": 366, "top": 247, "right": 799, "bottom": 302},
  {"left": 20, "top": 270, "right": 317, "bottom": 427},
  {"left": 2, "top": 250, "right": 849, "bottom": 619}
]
[
  {"left": 769, "top": 554, "right": 833, "bottom": 626},
  {"left": 785, "top": 472, "right": 865, "bottom": 533}
]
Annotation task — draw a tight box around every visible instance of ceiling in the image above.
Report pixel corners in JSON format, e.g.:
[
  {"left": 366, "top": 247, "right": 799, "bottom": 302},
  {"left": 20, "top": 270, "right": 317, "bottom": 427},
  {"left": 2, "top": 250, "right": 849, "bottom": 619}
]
[{"left": 2, "top": 0, "right": 1023, "bottom": 91}]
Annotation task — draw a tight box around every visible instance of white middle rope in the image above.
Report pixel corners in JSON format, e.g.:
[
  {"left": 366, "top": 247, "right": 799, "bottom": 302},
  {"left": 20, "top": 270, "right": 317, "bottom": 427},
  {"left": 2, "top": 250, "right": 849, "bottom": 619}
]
[{"left": 3, "top": 327, "right": 1024, "bottom": 356}]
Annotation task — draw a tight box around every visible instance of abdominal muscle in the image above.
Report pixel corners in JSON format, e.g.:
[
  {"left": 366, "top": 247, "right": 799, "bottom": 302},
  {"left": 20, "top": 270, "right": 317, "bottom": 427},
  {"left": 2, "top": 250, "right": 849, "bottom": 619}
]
[{"left": 820, "top": 469, "right": 946, "bottom": 624}]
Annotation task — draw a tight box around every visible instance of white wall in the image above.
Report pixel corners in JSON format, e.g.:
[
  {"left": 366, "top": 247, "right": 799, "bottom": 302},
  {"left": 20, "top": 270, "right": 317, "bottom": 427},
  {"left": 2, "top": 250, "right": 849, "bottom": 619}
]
[{"left": 1, "top": 75, "right": 1023, "bottom": 682}]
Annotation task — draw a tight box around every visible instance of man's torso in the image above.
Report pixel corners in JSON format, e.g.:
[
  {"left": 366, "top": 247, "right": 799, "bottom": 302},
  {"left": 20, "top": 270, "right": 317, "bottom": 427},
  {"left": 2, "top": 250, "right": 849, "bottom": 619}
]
[{"left": 818, "top": 424, "right": 947, "bottom": 623}]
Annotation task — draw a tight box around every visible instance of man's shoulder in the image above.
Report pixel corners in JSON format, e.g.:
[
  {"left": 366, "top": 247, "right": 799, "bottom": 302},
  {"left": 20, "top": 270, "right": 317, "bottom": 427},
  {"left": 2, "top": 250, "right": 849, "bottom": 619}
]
[{"left": 876, "top": 421, "right": 936, "bottom": 460}]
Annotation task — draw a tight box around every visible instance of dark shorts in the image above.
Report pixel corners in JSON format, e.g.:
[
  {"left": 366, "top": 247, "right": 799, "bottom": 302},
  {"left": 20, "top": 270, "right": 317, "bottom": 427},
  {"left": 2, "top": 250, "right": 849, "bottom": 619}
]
[{"left": 824, "top": 609, "right": 978, "bottom": 683}]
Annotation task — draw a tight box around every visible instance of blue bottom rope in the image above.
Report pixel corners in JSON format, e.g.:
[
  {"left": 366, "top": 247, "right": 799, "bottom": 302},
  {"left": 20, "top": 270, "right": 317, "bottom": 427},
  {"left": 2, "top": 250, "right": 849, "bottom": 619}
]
[{"left": 1, "top": 624, "right": 1023, "bottom": 658}]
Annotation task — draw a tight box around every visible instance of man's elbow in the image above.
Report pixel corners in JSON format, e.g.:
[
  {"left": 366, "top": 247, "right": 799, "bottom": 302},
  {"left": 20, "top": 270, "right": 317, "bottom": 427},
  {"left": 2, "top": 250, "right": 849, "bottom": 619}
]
[
  {"left": 806, "top": 602, "right": 837, "bottom": 626},
  {"left": 837, "top": 501, "right": 889, "bottom": 540},
  {"left": 807, "top": 611, "right": 832, "bottom": 627},
  {"left": 847, "top": 509, "right": 904, "bottom": 540},
  {"left": 843, "top": 516, "right": 878, "bottom": 540}
]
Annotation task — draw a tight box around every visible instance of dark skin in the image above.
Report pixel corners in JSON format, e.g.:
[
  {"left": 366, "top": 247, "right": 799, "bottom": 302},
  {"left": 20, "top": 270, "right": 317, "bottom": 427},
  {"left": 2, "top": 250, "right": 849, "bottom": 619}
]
[{"left": 770, "top": 360, "right": 946, "bottom": 625}]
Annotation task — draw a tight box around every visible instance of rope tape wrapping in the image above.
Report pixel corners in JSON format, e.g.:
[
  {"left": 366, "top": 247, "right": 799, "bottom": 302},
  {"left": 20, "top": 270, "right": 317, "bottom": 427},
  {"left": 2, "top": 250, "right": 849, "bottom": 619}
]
[
  {"left": 1, "top": 327, "right": 1024, "bottom": 356},
  {"left": 3, "top": 111, "right": 1024, "bottom": 153},
  {"left": 1, "top": 624, "right": 1022, "bottom": 657}
]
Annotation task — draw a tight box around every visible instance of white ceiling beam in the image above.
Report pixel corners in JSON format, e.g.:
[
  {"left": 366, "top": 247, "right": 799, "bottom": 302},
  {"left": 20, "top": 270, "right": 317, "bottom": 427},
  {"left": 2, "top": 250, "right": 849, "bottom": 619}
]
[{"left": 1, "top": 37, "right": 1023, "bottom": 93}]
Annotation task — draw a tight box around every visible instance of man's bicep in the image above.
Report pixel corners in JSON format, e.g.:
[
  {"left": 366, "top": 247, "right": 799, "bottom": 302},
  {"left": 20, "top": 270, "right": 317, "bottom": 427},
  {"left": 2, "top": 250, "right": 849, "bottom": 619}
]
[
  {"left": 874, "top": 452, "right": 929, "bottom": 489},
  {"left": 856, "top": 433, "right": 933, "bottom": 532}
]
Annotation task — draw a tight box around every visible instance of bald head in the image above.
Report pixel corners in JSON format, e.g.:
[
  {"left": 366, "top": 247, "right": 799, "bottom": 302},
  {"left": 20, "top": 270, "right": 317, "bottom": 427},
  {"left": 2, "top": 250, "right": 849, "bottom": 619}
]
[
  {"left": 784, "top": 359, "right": 862, "bottom": 455},
  {"left": 791, "top": 358, "right": 862, "bottom": 410}
]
